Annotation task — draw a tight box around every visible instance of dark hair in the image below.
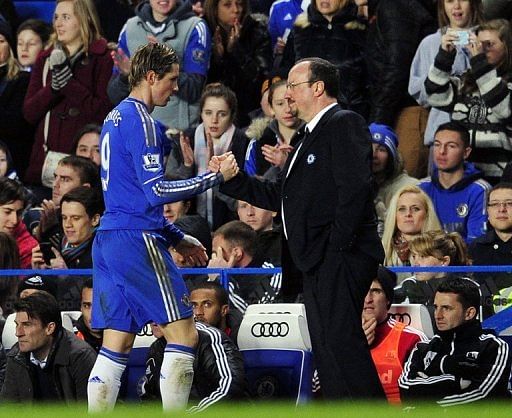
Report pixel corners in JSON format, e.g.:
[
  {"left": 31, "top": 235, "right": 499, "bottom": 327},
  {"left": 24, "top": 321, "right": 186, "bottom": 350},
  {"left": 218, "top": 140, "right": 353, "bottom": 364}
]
[
  {"left": 58, "top": 155, "right": 100, "bottom": 189},
  {"left": 17, "top": 18, "right": 53, "bottom": 45},
  {"left": 199, "top": 83, "right": 238, "bottom": 123},
  {"left": 435, "top": 121, "right": 470, "bottom": 147},
  {"left": 0, "top": 177, "right": 26, "bottom": 206},
  {"left": 14, "top": 291, "right": 62, "bottom": 332},
  {"left": 0, "top": 140, "right": 15, "bottom": 177},
  {"left": 72, "top": 123, "right": 102, "bottom": 154},
  {"left": 203, "top": 0, "right": 249, "bottom": 33},
  {"left": 436, "top": 276, "right": 480, "bottom": 311},
  {"left": 437, "top": 0, "right": 483, "bottom": 29},
  {"left": 296, "top": 57, "right": 340, "bottom": 99},
  {"left": 0, "top": 232, "right": 20, "bottom": 268},
  {"left": 213, "top": 220, "right": 257, "bottom": 258},
  {"left": 60, "top": 186, "right": 104, "bottom": 218},
  {"left": 128, "top": 43, "right": 179, "bottom": 90},
  {"left": 81, "top": 277, "right": 93, "bottom": 293},
  {"left": 191, "top": 281, "right": 229, "bottom": 306},
  {"left": 488, "top": 182, "right": 512, "bottom": 202},
  {"left": 374, "top": 265, "right": 396, "bottom": 308}
]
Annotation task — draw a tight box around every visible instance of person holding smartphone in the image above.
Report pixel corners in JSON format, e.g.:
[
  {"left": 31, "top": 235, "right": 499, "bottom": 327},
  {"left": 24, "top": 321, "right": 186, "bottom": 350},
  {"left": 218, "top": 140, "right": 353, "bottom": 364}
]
[
  {"left": 31, "top": 187, "right": 103, "bottom": 271},
  {"left": 425, "top": 18, "right": 512, "bottom": 183},
  {"left": 409, "top": 0, "right": 485, "bottom": 160}
]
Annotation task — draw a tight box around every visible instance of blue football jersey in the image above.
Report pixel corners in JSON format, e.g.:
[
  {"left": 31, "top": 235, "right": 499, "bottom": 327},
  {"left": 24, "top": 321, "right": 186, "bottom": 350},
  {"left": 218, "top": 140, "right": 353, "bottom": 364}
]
[{"left": 99, "top": 97, "right": 221, "bottom": 235}]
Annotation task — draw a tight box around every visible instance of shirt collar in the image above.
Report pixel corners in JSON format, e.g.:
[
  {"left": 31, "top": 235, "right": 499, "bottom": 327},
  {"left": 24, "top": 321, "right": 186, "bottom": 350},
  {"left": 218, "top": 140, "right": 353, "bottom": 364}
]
[{"left": 305, "top": 102, "right": 337, "bottom": 134}]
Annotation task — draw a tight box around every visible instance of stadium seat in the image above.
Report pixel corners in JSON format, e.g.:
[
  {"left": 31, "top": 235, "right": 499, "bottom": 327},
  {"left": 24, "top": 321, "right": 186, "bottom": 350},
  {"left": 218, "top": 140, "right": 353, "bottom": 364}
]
[
  {"left": 389, "top": 303, "right": 434, "bottom": 338},
  {"left": 14, "top": 1, "right": 55, "bottom": 23},
  {"left": 237, "top": 303, "right": 312, "bottom": 350},
  {"left": 242, "top": 348, "right": 313, "bottom": 403},
  {"left": 238, "top": 304, "right": 313, "bottom": 403},
  {"left": 2, "top": 314, "right": 17, "bottom": 350}
]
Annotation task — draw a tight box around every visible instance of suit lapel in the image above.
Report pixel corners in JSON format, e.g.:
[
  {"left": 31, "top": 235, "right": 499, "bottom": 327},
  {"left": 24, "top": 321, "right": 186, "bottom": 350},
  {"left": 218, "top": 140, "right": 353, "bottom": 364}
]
[{"left": 283, "top": 105, "right": 340, "bottom": 184}]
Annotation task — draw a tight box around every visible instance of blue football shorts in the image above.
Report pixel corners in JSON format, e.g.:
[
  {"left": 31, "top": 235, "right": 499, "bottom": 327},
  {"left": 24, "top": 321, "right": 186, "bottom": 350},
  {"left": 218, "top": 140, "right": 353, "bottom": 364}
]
[{"left": 91, "top": 229, "right": 192, "bottom": 333}]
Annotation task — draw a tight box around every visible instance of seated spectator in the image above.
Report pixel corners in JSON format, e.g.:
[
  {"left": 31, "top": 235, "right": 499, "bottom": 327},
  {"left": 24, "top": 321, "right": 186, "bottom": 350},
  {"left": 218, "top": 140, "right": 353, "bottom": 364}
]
[
  {"left": 408, "top": 0, "right": 484, "bottom": 149},
  {"left": 17, "top": 275, "right": 57, "bottom": 300},
  {"left": 362, "top": 266, "right": 427, "bottom": 404},
  {"left": 31, "top": 187, "right": 103, "bottom": 310},
  {"left": 398, "top": 276, "right": 511, "bottom": 405},
  {"left": 24, "top": 155, "right": 100, "bottom": 245},
  {"left": 280, "top": 0, "right": 367, "bottom": 116},
  {"left": 72, "top": 124, "right": 101, "bottom": 167},
  {"left": 470, "top": 182, "right": 512, "bottom": 265},
  {"left": 394, "top": 230, "right": 470, "bottom": 308},
  {"left": 189, "top": 281, "right": 242, "bottom": 345},
  {"left": 382, "top": 185, "right": 441, "bottom": 267},
  {"left": 22, "top": 0, "right": 112, "bottom": 190},
  {"left": 73, "top": 278, "right": 102, "bottom": 353},
  {"left": 237, "top": 199, "right": 281, "bottom": 266},
  {"left": 208, "top": 220, "right": 282, "bottom": 314},
  {"left": 31, "top": 186, "right": 102, "bottom": 270},
  {"left": 107, "top": 0, "right": 211, "bottom": 130},
  {"left": 0, "top": 232, "right": 20, "bottom": 317},
  {"left": 0, "top": 19, "right": 34, "bottom": 179},
  {"left": 16, "top": 19, "right": 52, "bottom": 72},
  {"left": 369, "top": 123, "right": 418, "bottom": 237},
  {"left": 244, "top": 79, "right": 304, "bottom": 176},
  {"left": 469, "top": 182, "right": 512, "bottom": 311},
  {"left": 419, "top": 122, "right": 491, "bottom": 243},
  {"left": 0, "top": 291, "right": 97, "bottom": 403},
  {"left": 139, "top": 321, "right": 249, "bottom": 410},
  {"left": 204, "top": 0, "right": 272, "bottom": 127},
  {"left": 425, "top": 19, "right": 512, "bottom": 183},
  {"left": 166, "top": 83, "right": 250, "bottom": 230},
  {"left": 0, "top": 141, "right": 17, "bottom": 180},
  {"left": 0, "top": 178, "right": 37, "bottom": 269}
]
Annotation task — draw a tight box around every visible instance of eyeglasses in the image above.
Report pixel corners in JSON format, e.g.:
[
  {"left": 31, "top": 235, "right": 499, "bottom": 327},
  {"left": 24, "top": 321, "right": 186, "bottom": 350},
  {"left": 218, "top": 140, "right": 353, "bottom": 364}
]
[
  {"left": 285, "top": 80, "right": 317, "bottom": 90},
  {"left": 487, "top": 200, "right": 512, "bottom": 209}
]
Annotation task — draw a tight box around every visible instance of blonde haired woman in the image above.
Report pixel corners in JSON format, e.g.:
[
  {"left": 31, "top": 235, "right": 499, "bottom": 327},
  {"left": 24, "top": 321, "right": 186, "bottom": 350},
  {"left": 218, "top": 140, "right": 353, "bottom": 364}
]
[
  {"left": 382, "top": 185, "right": 441, "bottom": 267},
  {"left": 23, "top": 0, "right": 113, "bottom": 192}
]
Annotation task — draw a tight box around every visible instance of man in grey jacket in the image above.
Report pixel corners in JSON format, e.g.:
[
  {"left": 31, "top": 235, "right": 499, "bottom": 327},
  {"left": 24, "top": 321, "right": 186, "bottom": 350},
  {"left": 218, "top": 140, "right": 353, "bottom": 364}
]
[{"left": 0, "top": 291, "right": 96, "bottom": 403}]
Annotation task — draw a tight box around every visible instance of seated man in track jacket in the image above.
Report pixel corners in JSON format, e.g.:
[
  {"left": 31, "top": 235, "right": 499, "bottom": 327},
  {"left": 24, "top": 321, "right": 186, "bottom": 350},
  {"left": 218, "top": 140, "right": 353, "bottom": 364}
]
[
  {"left": 399, "top": 276, "right": 512, "bottom": 406},
  {"left": 139, "top": 321, "right": 248, "bottom": 411}
]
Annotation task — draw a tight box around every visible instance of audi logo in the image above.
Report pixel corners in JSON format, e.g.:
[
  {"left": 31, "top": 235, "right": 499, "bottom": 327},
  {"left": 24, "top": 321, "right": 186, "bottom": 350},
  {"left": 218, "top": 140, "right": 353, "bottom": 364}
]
[
  {"left": 251, "top": 322, "right": 289, "bottom": 337},
  {"left": 389, "top": 312, "right": 412, "bottom": 326}
]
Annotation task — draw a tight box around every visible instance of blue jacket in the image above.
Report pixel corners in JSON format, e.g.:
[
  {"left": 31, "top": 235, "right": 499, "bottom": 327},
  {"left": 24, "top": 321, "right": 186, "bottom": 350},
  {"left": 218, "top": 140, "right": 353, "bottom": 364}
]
[{"left": 419, "top": 162, "right": 490, "bottom": 242}]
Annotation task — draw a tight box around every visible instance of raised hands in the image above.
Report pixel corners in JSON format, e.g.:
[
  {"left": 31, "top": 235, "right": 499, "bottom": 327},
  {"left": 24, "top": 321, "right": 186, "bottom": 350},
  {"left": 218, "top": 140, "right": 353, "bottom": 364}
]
[
  {"left": 179, "top": 131, "right": 195, "bottom": 167},
  {"left": 262, "top": 143, "right": 294, "bottom": 169},
  {"left": 111, "top": 47, "right": 131, "bottom": 76}
]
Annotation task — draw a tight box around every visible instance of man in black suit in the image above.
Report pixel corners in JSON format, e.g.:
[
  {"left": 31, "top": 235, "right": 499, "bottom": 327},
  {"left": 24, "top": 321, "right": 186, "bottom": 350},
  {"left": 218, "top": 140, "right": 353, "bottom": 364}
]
[{"left": 213, "top": 57, "right": 385, "bottom": 399}]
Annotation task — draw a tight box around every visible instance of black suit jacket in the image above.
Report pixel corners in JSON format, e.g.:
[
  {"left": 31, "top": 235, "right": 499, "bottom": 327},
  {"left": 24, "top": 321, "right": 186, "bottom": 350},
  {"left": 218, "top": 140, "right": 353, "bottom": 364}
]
[{"left": 220, "top": 105, "right": 384, "bottom": 273}]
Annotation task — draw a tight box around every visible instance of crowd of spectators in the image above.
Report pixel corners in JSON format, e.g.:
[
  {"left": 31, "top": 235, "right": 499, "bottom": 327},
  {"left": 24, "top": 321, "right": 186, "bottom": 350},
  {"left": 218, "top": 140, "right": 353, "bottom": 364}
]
[{"left": 0, "top": 0, "right": 512, "bottom": 408}]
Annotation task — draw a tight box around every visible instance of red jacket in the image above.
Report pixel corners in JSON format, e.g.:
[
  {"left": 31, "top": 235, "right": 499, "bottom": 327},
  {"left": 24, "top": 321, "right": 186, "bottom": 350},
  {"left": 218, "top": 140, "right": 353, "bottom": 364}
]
[
  {"left": 13, "top": 222, "right": 38, "bottom": 269},
  {"left": 23, "top": 38, "right": 113, "bottom": 184}
]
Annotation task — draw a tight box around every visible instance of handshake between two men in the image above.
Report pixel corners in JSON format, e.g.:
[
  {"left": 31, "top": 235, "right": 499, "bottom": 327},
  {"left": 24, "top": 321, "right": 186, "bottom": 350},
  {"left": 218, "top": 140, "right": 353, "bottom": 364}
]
[{"left": 208, "top": 151, "right": 240, "bottom": 182}]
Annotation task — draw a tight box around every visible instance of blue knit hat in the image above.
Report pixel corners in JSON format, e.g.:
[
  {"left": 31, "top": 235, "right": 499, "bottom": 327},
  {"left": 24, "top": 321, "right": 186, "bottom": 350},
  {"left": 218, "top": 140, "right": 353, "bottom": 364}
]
[
  {"left": 0, "top": 18, "right": 14, "bottom": 51},
  {"left": 369, "top": 123, "right": 399, "bottom": 163}
]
